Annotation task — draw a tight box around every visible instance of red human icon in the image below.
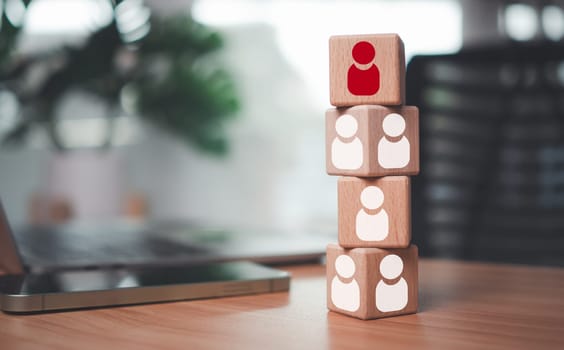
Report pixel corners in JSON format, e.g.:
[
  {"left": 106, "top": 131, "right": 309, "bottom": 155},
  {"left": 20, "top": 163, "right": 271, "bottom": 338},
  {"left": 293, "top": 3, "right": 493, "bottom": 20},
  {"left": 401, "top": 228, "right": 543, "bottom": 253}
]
[{"left": 347, "top": 41, "right": 380, "bottom": 96}]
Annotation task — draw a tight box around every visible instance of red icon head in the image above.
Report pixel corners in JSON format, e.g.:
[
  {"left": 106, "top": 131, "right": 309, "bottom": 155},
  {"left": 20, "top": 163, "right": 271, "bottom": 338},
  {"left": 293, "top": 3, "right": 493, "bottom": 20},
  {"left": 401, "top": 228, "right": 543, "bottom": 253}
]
[
  {"left": 352, "top": 41, "right": 376, "bottom": 65},
  {"left": 348, "top": 41, "right": 380, "bottom": 95}
]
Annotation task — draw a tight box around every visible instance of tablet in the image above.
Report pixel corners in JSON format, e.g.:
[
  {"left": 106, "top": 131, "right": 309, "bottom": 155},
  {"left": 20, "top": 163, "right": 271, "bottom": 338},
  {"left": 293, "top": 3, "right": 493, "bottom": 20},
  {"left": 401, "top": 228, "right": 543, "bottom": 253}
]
[{"left": 0, "top": 261, "right": 290, "bottom": 313}]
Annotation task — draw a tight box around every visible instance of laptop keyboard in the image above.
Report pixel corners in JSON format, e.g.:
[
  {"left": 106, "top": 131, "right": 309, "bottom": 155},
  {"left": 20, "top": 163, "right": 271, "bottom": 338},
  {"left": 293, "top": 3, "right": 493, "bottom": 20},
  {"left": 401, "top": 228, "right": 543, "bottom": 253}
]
[{"left": 14, "top": 223, "right": 209, "bottom": 268}]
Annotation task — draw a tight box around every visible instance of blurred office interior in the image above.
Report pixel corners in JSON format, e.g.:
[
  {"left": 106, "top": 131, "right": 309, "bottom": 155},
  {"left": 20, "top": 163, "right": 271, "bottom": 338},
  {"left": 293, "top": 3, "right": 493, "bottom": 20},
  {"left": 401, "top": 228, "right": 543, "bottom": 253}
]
[{"left": 0, "top": 0, "right": 563, "bottom": 265}]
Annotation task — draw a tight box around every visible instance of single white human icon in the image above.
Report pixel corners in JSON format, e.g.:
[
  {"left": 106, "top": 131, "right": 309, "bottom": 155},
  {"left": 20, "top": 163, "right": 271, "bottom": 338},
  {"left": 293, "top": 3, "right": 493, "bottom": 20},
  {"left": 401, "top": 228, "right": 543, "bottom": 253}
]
[
  {"left": 355, "top": 186, "right": 389, "bottom": 241},
  {"left": 331, "top": 254, "right": 360, "bottom": 312},
  {"left": 375, "top": 254, "right": 408, "bottom": 312},
  {"left": 331, "top": 114, "right": 363, "bottom": 170},
  {"left": 377, "top": 113, "right": 410, "bottom": 169}
]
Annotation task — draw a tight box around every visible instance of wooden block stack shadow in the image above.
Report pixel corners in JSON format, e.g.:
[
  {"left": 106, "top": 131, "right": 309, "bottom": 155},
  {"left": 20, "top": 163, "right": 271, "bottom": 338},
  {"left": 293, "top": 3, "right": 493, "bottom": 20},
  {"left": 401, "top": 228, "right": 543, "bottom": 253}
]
[{"left": 325, "top": 34, "right": 420, "bottom": 320}]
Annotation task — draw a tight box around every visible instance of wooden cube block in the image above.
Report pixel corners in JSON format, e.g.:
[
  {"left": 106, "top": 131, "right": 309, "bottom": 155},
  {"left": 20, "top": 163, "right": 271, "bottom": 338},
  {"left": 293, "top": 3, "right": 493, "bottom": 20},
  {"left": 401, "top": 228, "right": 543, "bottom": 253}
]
[
  {"left": 338, "top": 176, "right": 410, "bottom": 248},
  {"left": 329, "top": 34, "right": 405, "bottom": 107},
  {"left": 326, "top": 243, "right": 418, "bottom": 320},
  {"left": 326, "top": 105, "right": 419, "bottom": 177}
]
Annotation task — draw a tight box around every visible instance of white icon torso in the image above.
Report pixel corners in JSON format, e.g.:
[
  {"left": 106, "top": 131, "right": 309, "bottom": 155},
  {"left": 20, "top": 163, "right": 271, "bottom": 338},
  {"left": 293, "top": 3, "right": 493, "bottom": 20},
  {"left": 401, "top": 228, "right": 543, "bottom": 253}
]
[
  {"left": 355, "top": 209, "right": 389, "bottom": 241},
  {"left": 331, "top": 276, "right": 360, "bottom": 312},
  {"left": 377, "top": 136, "right": 410, "bottom": 169},
  {"left": 331, "top": 137, "right": 363, "bottom": 170},
  {"left": 375, "top": 278, "right": 408, "bottom": 312}
]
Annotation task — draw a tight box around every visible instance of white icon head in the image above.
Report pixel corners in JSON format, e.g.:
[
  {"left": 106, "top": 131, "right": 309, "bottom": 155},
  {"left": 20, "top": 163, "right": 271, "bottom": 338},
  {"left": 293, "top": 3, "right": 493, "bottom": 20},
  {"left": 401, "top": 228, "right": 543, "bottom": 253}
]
[
  {"left": 335, "top": 114, "right": 358, "bottom": 138},
  {"left": 379, "top": 254, "right": 404, "bottom": 279},
  {"left": 335, "top": 254, "right": 355, "bottom": 278},
  {"left": 360, "top": 186, "right": 384, "bottom": 210},
  {"left": 382, "top": 113, "right": 406, "bottom": 138}
]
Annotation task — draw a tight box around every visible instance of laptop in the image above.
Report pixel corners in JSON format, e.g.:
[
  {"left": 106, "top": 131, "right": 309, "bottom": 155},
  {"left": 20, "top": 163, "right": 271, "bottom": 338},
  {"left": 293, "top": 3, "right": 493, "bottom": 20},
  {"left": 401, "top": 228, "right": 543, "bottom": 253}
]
[{"left": 0, "top": 200, "right": 329, "bottom": 275}]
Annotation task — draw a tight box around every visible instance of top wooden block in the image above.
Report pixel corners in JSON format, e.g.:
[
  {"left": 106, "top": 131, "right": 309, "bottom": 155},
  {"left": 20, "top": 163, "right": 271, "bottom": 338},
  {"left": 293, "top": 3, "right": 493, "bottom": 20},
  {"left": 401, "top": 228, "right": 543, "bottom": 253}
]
[{"left": 329, "top": 34, "right": 405, "bottom": 107}]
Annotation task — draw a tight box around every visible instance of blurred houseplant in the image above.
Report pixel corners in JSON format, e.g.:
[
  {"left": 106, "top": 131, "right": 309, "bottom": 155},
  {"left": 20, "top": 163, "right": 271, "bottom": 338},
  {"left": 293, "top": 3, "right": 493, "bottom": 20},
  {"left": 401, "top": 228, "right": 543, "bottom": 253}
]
[
  {"left": 0, "top": 0, "right": 238, "bottom": 153},
  {"left": 0, "top": 0, "right": 239, "bottom": 222}
]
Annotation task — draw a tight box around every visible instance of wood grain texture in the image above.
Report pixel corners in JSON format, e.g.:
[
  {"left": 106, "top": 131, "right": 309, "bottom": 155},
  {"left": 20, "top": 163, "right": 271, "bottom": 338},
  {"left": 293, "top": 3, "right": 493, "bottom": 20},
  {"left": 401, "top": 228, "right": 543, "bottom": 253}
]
[
  {"left": 329, "top": 34, "right": 405, "bottom": 107},
  {"left": 338, "top": 176, "right": 410, "bottom": 248},
  {"left": 2, "top": 260, "right": 564, "bottom": 350},
  {"left": 326, "top": 105, "right": 419, "bottom": 177},
  {"left": 326, "top": 243, "right": 418, "bottom": 320}
]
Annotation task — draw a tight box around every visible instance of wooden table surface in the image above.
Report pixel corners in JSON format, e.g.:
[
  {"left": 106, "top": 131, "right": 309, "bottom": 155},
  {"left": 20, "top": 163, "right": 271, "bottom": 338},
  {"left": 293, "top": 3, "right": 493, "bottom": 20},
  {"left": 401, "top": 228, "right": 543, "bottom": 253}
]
[{"left": 1, "top": 259, "right": 564, "bottom": 350}]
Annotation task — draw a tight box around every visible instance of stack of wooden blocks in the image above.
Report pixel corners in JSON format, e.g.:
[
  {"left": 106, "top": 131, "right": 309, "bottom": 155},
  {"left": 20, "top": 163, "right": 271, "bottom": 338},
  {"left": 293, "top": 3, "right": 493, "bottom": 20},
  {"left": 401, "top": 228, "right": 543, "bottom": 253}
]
[{"left": 325, "top": 34, "right": 420, "bottom": 320}]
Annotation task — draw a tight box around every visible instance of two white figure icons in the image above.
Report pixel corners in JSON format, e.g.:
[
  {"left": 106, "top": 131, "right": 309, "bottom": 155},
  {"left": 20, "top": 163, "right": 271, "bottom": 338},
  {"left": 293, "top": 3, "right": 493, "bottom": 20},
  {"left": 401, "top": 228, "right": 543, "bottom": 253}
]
[
  {"left": 356, "top": 186, "right": 389, "bottom": 241},
  {"left": 331, "top": 254, "right": 408, "bottom": 313},
  {"left": 331, "top": 113, "right": 410, "bottom": 170}
]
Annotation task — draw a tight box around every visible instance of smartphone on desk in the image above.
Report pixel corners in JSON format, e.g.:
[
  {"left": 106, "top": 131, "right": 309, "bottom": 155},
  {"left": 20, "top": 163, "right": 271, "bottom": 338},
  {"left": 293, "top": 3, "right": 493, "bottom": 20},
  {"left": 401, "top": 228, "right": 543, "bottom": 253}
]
[{"left": 0, "top": 261, "right": 290, "bottom": 313}]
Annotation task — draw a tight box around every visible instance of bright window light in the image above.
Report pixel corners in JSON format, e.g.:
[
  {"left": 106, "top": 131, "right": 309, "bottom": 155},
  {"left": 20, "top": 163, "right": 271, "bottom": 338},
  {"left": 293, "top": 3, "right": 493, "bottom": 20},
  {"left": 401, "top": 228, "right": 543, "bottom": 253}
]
[
  {"left": 504, "top": 4, "right": 539, "bottom": 41},
  {"left": 193, "top": 0, "right": 462, "bottom": 108},
  {"left": 5, "top": 0, "right": 27, "bottom": 26},
  {"left": 542, "top": 5, "right": 564, "bottom": 41},
  {"left": 23, "top": 0, "right": 113, "bottom": 35}
]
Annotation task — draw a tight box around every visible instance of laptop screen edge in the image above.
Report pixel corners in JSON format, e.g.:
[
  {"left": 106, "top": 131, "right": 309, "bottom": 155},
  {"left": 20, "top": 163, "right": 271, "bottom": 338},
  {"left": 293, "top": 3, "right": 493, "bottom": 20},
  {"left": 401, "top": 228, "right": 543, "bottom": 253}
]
[{"left": 0, "top": 199, "right": 25, "bottom": 274}]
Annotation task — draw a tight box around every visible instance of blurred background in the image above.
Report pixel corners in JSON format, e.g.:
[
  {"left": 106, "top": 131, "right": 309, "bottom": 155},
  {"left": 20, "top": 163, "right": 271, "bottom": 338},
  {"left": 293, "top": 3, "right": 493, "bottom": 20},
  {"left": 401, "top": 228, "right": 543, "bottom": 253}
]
[{"left": 0, "top": 0, "right": 563, "bottom": 265}]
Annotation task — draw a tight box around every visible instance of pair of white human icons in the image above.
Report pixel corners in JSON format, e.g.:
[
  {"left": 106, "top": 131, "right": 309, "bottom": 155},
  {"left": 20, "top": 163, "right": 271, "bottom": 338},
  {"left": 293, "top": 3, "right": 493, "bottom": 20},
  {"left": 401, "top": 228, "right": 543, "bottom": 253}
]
[
  {"left": 331, "top": 113, "right": 410, "bottom": 170},
  {"left": 331, "top": 254, "right": 408, "bottom": 313}
]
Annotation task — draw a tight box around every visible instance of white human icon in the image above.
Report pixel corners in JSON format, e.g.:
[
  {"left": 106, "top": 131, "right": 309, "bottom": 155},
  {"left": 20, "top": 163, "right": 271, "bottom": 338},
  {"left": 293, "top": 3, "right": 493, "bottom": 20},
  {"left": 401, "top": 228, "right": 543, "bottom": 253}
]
[
  {"left": 355, "top": 186, "right": 389, "bottom": 241},
  {"left": 331, "top": 114, "right": 363, "bottom": 170},
  {"left": 331, "top": 254, "right": 360, "bottom": 312},
  {"left": 375, "top": 254, "right": 408, "bottom": 312},
  {"left": 377, "top": 113, "right": 410, "bottom": 169}
]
